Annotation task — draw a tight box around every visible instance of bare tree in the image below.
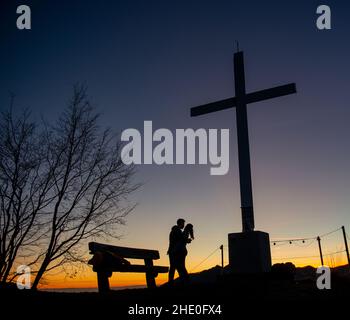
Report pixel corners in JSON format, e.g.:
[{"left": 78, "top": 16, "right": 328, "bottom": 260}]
[
  {"left": 0, "top": 87, "right": 139, "bottom": 289},
  {"left": 30, "top": 86, "right": 139, "bottom": 289},
  {"left": 0, "top": 101, "right": 53, "bottom": 284}
]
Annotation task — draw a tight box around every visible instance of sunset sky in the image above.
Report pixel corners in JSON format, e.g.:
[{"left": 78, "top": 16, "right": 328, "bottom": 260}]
[{"left": 1, "top": 0, "right": 350, "bottom": 289}]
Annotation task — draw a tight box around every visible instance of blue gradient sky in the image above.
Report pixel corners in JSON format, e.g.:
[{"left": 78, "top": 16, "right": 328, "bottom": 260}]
[{"left": 1, "top": 1, "right": 350, "bottom": 285}]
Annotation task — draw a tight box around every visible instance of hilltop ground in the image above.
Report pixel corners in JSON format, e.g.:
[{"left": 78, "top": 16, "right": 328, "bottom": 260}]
[{"left": 1, "top": 264, "right": 349, "bottom": 318}]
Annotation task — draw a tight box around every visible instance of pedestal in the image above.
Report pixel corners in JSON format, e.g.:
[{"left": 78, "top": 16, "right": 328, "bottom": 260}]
[{"left": 228, "top": 231, "right": 271, "bottom": 273}]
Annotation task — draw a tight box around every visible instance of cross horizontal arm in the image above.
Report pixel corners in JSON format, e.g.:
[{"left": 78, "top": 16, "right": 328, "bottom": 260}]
[
  {"left": 191, "top": 97, "right": 236, "bottom": 117},
  {"left": 190, "top": 83, "right": 296, "bottom": 117},
  {"left": 245, "top": 83, "right": 296, "bottom": 105}
]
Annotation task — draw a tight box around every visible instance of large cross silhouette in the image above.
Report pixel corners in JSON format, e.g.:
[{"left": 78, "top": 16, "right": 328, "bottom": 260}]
[{"left": 191, "top": 51, "right": 296, "bottom": 233}]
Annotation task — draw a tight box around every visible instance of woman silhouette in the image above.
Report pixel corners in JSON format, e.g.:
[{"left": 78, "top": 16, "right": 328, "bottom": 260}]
[
  {"left": 177, "top": 223, "right": 194, "bottom": 283},
  {"left": 183, "top": 223, "right": 194, "bottom": 244}
]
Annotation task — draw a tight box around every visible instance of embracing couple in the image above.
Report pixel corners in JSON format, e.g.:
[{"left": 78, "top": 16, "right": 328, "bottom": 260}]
[{"left": 167, "top": 218, "right": 194, "bottom": 284}]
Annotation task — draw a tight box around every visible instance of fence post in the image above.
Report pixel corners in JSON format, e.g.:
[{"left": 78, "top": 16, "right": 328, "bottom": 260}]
[
  {"left": 220, "top": 245, "right": 224, "bottom": 272},
  {"left": 317, "top": 236, "right": 324, "bottom": 266},
  {"left": 341, "top": 226, "right": 350, "bottom": 270}
]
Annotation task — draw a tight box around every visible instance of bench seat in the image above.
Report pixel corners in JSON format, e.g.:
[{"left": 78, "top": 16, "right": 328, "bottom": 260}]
[{"left": 88, "top": 242, "right": 169, "bottom": 292}]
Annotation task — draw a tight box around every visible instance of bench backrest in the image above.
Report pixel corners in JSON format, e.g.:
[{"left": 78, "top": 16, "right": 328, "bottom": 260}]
[{"left": 89, "top": 242, "right": 160, "bottom": 260}]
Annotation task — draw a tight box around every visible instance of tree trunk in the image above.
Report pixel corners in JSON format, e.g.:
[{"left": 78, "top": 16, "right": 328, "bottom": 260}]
[{"left": 31, "top": 257, "right": 51, "bottom": 290}]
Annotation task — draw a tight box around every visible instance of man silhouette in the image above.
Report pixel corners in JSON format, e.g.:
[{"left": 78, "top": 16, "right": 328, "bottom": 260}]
[{"left": 167, "top": 218, "right": 190, "bottom": 284}]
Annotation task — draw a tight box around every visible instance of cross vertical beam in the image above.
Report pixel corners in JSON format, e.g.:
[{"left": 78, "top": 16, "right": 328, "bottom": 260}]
[
  {"left": 234, "top": 52, "right": 254, "bottom": 232},
  {"left": 190, "top": 51, "right": 296, "bottom": 235}
]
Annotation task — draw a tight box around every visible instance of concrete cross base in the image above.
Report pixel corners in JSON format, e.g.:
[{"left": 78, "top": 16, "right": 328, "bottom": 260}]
[{"left": 228, "top": 231, "right": 272, "bottom": 273}]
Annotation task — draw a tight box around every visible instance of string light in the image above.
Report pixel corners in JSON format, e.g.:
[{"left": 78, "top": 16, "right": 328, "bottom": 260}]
[
  {"left": 191, "top": 227, "right": 348, "bottom": 273},
  {"left": 270, "top": 227, "right": 343, "bottom": 245}
]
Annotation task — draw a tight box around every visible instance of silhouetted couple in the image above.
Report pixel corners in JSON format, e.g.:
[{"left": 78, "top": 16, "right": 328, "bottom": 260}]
[{"left": 167, "top": 218, "right": 194, "bottom": 285}]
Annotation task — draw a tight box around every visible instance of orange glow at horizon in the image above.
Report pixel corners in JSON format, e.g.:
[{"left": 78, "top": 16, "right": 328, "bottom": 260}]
[
  {"left": 28, "top": 217, "right": 347, "bottom": 289},
  {"left": 40, "top": 251, "right": 348, "bottom": 289}
]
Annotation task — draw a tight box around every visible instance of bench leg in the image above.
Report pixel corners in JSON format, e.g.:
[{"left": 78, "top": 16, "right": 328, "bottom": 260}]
[
  {"left": 146, "top": 272, "right": 156, "bottom": 289},
  {"left": 97, "top": 271, "right": 111, "bottom": 293},
  {"left": 144, "top": 259, "right": 156, "bottom": 289}
]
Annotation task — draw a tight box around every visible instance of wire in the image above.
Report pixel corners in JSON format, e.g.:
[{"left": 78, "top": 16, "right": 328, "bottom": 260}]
[
  {"left": 293, "top": 239, "right": 317, "bottom": 248},
  {"left": 323, "top": 250, "right": 346, "bottom": 257},
  {"left": 272, "top": 250, "right": 346, "bottom": 261},
  {"left": 270, "top": 227, "right": 343, "bottom": 245},
  {"left": 272, "top": 255, "right": 319, "bottom": 260},
  {"left": 194, "top": 227, "right": 347, "bottom": 271},
  {"left": 271, "top": 242, "right": 291, "bottom": 248},
  {"left": 346, "top": 231, "right": 350, "bottom": 242},
  {"left": 190, "top": 247, "right": 220, "bottom": 273},
  {"left": 271, "top": 236, "right": 315, "bottom": 244},
  {"left": 318, "top": 227, "right": 342, "bottom": 238}
]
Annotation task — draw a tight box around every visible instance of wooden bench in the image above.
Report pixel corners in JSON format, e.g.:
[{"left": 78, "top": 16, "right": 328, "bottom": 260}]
[{"left": 88, "top": 242, "right": 169, "bottom": 292}]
